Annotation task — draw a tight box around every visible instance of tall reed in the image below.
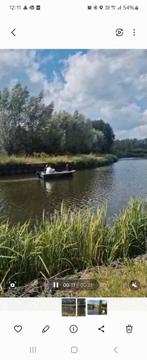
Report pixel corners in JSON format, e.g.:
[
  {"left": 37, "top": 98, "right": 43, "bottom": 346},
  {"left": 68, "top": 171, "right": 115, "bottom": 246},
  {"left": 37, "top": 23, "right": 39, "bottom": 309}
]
[{"left": 0, "top": 199, "right": 146, "bottom": 289}]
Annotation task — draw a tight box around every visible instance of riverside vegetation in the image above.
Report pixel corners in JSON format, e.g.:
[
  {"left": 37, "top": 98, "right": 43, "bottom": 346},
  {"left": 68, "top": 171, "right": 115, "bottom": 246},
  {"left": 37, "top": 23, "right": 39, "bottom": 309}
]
[
  {"left": 0, "top": 153, "right": 117, "bottom": 169},
  {"left": 0, "top": 199, "right": 146, "bottom": 296},
  {"left": 0, "top": 84, "right": 115, "bottom": 156},
  {"left": 0, "top": 84, "right": 116, "bottom": 173}
]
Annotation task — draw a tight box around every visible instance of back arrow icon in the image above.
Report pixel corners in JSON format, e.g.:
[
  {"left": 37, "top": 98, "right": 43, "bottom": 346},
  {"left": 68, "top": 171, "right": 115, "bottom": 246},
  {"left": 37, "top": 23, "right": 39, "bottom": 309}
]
[
  {"left": 114, "top": 347, "right": 118, "bottom": 354},
  {"left": 11, "top": 28, "right": 16, "bottom": 37}
]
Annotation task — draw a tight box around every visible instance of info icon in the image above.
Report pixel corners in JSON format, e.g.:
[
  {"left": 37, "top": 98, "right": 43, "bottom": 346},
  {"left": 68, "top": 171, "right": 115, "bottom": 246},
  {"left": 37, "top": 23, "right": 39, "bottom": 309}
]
[{"left": 69, "top": 325, "right": 78, "bottom": 333}]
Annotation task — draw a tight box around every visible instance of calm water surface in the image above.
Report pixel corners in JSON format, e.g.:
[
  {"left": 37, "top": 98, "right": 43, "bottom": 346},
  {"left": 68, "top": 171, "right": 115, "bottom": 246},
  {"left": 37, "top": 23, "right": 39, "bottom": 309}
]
[{"left": 0, "top": 159, "right": 147, "bottom": 224}]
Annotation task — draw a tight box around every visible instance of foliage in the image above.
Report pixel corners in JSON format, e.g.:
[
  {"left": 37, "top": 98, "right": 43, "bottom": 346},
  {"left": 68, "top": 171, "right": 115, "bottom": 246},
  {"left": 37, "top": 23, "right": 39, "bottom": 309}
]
[
  {"left": 0, "top": 84, "right": 115, "bottom": 155},
  {"left": 0, "top": 84, "right": 54, "bottom": 154},
  {"left": 92, "top": 119, "right": 115, "bottom": 151},
  {"left": 0, "top": 199, "right": 146, "bottom": 291},
  {"left": 112, "top": 138, "right": 147, "bottom": 157}
]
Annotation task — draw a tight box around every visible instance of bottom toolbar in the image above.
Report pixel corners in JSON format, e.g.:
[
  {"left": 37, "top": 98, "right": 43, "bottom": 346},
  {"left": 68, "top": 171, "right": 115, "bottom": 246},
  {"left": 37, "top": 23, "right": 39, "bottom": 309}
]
[{"left": 0, "top": 298, "right": 146, "bottom": 359}]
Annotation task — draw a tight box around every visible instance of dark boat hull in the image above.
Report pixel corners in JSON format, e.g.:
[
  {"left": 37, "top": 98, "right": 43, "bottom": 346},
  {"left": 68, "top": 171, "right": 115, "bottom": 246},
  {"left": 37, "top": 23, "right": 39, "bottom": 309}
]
[{"left": 37, "top": 170, "right": 75, "bottom": 180}]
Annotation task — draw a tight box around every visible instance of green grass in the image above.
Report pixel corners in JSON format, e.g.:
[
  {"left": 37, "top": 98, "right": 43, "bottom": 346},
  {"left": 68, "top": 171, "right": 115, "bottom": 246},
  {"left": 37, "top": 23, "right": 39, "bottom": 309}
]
[
  {"left": 0, "top": 199, "right": 146, "bottom": 295},
  {"left": 0, "top": 153, "right": 117, "bottom": 168},
  {"left": 57, "top": 262, "right": 147, "bottom": 297}
]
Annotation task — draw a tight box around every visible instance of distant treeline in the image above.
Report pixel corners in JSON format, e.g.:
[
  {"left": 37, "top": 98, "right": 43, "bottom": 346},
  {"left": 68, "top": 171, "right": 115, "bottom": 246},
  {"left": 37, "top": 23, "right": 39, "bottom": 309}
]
[
  {"left": 0, "top": 83, "right": 115, "bottom": 155},
  {"left": 112, "top": 138, "right": 147, "bottom": 157}
]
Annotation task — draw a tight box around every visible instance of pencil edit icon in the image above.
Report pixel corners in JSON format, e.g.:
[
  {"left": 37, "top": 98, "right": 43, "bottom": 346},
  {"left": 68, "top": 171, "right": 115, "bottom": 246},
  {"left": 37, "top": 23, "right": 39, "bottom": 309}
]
[{"left": 42, "top": 325, "right": 50, "bottom": 333}]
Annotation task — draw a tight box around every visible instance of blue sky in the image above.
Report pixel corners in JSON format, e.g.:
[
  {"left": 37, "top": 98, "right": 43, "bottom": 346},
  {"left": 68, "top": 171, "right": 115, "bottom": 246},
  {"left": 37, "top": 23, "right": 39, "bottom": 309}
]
[
  {"left": 87, "top": 299, "right": 107, "bottom": 305},
  {"left": 88, "top": 300, "right": 101, "bottom": 305},
  {"left": 36, "top": 50, "right": 87, "bottom": 78},
  {"left": 0, "top": 49, "right": 147, "bottom": 139}
]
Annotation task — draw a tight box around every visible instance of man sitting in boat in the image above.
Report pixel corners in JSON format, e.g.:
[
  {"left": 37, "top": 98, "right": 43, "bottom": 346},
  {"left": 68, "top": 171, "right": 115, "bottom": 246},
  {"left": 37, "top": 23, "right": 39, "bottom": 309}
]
[
  {"left": 65, "top": 163, "right": 70, "bottom": 171},
  {"left": 45, "top": 164, "right": 55, "bottom": 174}
]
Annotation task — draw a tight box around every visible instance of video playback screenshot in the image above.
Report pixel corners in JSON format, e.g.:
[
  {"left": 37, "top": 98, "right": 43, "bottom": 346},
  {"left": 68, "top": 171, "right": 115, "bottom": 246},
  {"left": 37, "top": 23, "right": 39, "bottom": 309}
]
[
  {"left": 0, "top": 49, "right": 146, "bottom": 298},
  {"left": 0, "top": 1, "right": 147, "bottom": 358}
]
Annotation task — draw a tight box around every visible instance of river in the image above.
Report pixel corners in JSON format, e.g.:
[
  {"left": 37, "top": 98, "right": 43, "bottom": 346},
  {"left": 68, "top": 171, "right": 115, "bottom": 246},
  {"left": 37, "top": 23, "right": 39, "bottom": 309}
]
[{"left": 0, "top": 158, "right": 147, "bottom": 224}]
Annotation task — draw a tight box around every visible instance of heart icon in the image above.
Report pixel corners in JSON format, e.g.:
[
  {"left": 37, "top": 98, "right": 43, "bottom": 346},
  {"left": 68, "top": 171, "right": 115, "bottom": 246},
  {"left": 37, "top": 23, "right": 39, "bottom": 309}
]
[{"left": 14, "top": 325, "right": 22, "bottom": 333}]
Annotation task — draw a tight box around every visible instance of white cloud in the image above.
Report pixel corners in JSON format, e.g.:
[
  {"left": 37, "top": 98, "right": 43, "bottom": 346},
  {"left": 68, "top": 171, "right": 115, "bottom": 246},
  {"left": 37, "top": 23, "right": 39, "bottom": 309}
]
[
  {"left": 0, "top": 49, "right": 147, "bottom": 139},
  {"left": 0, "top": 50, "right": 50, "bottom": 93},
  {"left": 48, "top": 50, "right": 147, "bottom": 139}
]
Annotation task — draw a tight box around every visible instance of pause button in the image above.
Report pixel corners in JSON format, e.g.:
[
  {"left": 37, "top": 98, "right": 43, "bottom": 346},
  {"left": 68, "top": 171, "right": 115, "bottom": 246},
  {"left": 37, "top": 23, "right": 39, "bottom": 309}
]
[{"left": 29, "top": 346, "right": 37, "bottom": 354}]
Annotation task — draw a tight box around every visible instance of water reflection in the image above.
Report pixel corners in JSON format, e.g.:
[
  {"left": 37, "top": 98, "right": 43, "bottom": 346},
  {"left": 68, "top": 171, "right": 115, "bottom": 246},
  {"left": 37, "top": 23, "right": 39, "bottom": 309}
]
[
  {"left": 42, "top": 181, "right": 53, "bottom": 194},
  {"left": 0, "top": 159, "right": 147, "bottom": 223}
]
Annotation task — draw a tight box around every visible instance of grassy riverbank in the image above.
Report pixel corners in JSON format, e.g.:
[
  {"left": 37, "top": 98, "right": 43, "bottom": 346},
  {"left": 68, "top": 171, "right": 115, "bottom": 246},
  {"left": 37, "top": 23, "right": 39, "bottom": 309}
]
[
  {"left": 0, "top": 199, "right": 146, "bottom": 295},
  {"left": 0, "top": 153, "right": 117, "bottom": 169},
  {"left": 53, "top": 262, "right": 147, "bottom": 297}
]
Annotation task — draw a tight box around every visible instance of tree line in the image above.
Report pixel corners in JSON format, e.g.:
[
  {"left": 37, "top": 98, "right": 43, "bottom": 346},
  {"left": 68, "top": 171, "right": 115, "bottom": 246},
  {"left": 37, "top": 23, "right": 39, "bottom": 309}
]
[
  {"left": 0, "top": 83, "right": 115, "bottom": 155},
  {"left": 112, "top": 138, "right": 147, "bottom": 157}
]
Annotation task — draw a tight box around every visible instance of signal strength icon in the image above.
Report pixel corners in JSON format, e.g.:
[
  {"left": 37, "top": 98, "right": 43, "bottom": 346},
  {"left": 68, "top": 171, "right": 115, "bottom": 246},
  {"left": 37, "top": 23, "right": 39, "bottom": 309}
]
[{"left": 23, "top": 5, "right": 28, "bottom": 10}]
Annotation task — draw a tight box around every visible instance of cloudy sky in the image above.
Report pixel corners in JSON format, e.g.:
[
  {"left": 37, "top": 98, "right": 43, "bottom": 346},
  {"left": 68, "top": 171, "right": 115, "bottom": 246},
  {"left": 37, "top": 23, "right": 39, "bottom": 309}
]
[{"left": 0, "top": 49, "right": 147, "bottom": 139}]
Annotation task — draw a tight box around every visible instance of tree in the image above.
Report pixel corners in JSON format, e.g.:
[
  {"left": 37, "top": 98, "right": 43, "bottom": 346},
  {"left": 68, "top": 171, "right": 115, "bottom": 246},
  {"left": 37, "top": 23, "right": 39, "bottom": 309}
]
[
  {"left": 0, "top": 83, "right": 116, "bottom": 156},
  {"left": 0, "top": 84, "right": 54, "bottom": 154},
  {"left": 65, "top": 112, "right": 94, "bottom": 154},
  {"left": 112, "top": 138, "right": 147, "bottom": 157},
  {"left": 44, "top": 113, "right": 66, "bottom": 154},
  {"left": 92, "top": 120, "right": 115, "bottom": 151},
  {"left": 45, "top": 111, "right": 96, "bottom": 155},
  {"left": 24, "top": 94, "right": 54, "bottom": 153},
  {"left": 91, "top": 129, "right": 105, "bottom": 153}
]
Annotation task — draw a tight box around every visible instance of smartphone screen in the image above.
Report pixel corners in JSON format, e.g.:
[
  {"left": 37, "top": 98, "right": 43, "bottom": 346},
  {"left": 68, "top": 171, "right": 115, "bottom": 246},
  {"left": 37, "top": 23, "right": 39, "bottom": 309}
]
[{"left": 0, "top": 0, "right": 146, "bottom": 358}]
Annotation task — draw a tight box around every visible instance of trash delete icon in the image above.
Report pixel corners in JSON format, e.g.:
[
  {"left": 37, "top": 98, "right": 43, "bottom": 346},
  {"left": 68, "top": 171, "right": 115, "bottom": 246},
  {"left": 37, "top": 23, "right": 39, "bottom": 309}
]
[{"left": 126, "top": 325, "right": 133, "bottom": 334}]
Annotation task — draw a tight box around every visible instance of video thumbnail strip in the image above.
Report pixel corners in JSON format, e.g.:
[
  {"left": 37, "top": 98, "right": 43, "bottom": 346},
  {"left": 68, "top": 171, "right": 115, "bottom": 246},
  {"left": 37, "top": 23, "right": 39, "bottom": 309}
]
[{"left": 62, "top": 298, "right": 107, "bottom": 317}]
